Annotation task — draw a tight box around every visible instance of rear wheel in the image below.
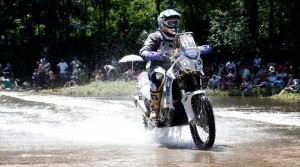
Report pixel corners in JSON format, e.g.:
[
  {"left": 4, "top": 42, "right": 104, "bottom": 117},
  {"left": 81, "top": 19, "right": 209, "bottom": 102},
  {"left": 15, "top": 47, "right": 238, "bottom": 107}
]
[{"left": 190, "top": 94, "right": 215, "bottom": 150}]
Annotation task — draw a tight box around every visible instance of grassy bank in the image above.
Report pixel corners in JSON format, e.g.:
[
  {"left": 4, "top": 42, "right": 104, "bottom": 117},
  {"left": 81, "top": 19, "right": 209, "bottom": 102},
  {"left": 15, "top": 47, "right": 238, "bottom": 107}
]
[
  {"left": 205, "top": 87, "right": 300, "bottom": 101},
  {"left": 40, "top": 80, "right": 300, "bottom": 102},
  {"left": 40, "top": 80, "right": 138, "bottom": 97}
]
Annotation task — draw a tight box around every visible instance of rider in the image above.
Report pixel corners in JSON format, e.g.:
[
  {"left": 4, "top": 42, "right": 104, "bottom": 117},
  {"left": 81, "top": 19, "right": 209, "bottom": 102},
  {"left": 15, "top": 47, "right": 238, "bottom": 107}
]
[{"left": 139, "top": 9, "right": 181, "bottom": 120}]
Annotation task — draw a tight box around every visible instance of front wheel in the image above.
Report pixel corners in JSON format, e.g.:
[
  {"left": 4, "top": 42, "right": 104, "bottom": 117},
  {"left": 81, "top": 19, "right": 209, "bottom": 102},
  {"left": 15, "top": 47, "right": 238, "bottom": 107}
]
[{"left": 190, "top": 94, "right": 216, "bottom": 150}]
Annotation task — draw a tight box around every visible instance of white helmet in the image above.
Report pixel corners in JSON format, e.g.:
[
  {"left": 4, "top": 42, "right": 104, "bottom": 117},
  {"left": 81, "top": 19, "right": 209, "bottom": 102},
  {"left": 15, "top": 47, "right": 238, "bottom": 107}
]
[{"left": 157, "top": 9, "right": 181, "bottom": 39}]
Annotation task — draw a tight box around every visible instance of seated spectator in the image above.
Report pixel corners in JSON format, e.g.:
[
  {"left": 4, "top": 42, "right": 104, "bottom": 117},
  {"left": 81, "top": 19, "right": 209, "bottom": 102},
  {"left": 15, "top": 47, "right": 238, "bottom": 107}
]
[
  {"left": 267, "top": 71, "right": 285, "bottom": 88},
  {"left": 267, "top": 71, "right": 277, "bottom": 87},
  {"left": 253, "top": 74, "right": 266, "bottom": 88},
  {"left": 253, "top": 74, "right": 263, "bottom": 87},
  {"left": 123, "top": 69, "right": 135, "bottom": 82},
  {"left": 278, "top": 74, "right": 299, "bottom": 95},
  {"left": 219, "top": 76, "right": 228, "bottom": 90},
  {"left": 95, "top": 70, "right": 104, "bottom": 81},
  {"left": 239, "top": 75, "right": 252, "bottom": 92},
  {"left": 208, "top": 75, "right": 220, "bottom": 89},
  {"left": 241, "top": 66, "right": 250, "bottom": 82},
  {"left": 1, "top": 75, "right": 11, "bottom": 90},
  {"left": 233, "top": 70, "right": 243, "bottom": 88},
  {"left": 268, "top": 66, "right": 278, "bottom": 77}
]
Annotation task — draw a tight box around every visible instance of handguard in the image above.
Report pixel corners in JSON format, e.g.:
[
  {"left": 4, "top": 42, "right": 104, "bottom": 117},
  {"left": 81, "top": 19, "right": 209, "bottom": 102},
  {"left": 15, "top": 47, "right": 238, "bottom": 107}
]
[
  {"left": 144, "top": 50, "right": 163, "bottom": 61},
  {"left": 198, "top": 45, "right": 210, "bottom": 54}
]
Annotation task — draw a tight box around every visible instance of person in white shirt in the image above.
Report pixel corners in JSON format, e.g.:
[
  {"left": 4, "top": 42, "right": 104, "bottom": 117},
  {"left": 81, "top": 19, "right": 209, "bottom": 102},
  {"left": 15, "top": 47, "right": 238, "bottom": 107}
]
[
  {"left": 70, "top": 57, "right": 82, "bottom": 73},
  {"left": 225, "top": 60, "right": 236, "bottom": 73},
  {"left": 57, "top": 59, "right": 68, "bottom": 85},
  {"left": 104, "top": 65, "right": 116, "bottom": 80}
]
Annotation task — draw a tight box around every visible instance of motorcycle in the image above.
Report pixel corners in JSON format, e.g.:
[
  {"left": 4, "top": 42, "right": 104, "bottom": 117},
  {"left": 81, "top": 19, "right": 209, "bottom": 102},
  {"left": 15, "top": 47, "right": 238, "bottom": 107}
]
[{"left": 132, "top": 32, "right": 215, "bottom": 150}]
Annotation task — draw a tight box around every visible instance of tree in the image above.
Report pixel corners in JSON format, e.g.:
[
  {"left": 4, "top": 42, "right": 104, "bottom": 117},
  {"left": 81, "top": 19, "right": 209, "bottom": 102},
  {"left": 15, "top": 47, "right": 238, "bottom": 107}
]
[{"left": 208, "top": 1, "right": 253, "bottom": 60}]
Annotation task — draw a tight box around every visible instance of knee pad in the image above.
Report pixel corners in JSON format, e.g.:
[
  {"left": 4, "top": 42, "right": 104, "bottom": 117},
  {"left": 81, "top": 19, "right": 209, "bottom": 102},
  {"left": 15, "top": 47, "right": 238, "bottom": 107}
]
[{"left": 150, "top": 72, "right": 165, "bottom": 92}]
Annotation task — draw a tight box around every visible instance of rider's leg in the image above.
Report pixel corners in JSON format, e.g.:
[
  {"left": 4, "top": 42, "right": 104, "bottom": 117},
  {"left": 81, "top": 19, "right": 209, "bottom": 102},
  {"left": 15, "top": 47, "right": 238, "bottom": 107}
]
[{"left": 149, "top": 72, "right": 165, "bottom": 120}]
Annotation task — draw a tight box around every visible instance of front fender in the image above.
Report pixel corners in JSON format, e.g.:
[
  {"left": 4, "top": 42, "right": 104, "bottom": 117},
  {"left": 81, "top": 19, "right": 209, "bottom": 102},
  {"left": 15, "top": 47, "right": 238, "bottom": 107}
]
[{"left": 181, "top": 90, "right": 206, "bottom": 122}]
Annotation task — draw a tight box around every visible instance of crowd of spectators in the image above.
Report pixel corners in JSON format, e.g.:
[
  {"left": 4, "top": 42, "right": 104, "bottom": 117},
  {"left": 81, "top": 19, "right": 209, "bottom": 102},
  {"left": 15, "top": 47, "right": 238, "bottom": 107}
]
[
  {"left": 1, "top": 54, "right": 299, "bottom": 96},
  {"left": 204, "top": 56, "right": 299, "bottom": 95},
  {"left": 0, "top": 55, "right": 132, "bottom": 91}
]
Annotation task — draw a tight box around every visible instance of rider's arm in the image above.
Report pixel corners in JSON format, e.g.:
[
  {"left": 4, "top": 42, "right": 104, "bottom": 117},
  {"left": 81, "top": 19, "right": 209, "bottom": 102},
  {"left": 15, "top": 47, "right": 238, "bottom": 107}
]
[{"left": 139, "top": 32, "right": 162, "bottom": 58}]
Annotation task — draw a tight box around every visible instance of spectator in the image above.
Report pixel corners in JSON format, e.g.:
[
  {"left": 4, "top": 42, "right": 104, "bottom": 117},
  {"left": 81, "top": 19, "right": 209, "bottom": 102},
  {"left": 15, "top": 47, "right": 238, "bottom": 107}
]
[
  {"left": 46, "top": 69, "right": 55, "bottom": 90},
  {"left": 40, "top": 57, "right": 47, "bottom": 66},
  {"left": 32, "top": 69, "right": 39, "bottom": 90},
  {"left": 123, "top": 69, "right": 135, "bottom": 82},
  {"left": 70, "top": 57, "right": 82, "bottom": 73},
  {"left": 278, "top": 74, "right": 298, "bottom": 95},
  {"left": 239, "top": 75, "right": 253, "bottom": 92},
  {"left": 36, "top": 60, "right": 45, "bottom": 88},
  {"left": 233, "top": 69, "right": 243, "bottom": 88},
  {"left": 95, "top": 70, "right": 104, "bottom": 81},
  {"left": 253, "top": 74, "right": 267, "bottom": 88},
  {"left": 225, "top": 60, "right": 236, "bottom": 73},
  {"left": 43, "top": 59, "right": 51, "bottom": 86},
  {"left": 57, "top": 59, "right": 68, "bottom": 86},
  {"left": 79, "top": 64, "right": 90, "bottom": 83},
  {"left": 241, "top": 66, "right": 250, "bottom": 82},
  {"left": 104, "top": 64, "right": 116, "bottom": 80},
  {"left": 267, "top": 71, "right": 277, "bottom": 87},
  {"left": 251, "top": 56, "right": 261, "bottom": 74},
  {"left": 3, "top": 63, "right": 14, "bottom": 81},
  {"left": 71, "top": 64, "right": 81, "bottom": 84},
  {"left": 1, "top": 75, "right": 11, "bottom": 90},
  {"left": 268, "top": 66, "right": 277, "bottom": 77},
  {"left": 208, "top": 75, "right": 220, "bottom": 89},
  {"left": 219, "top": 76, "right": 228, "bottom": 90},
  {"left": 111, "top": 57, "right": 117, "bottom": 67}
]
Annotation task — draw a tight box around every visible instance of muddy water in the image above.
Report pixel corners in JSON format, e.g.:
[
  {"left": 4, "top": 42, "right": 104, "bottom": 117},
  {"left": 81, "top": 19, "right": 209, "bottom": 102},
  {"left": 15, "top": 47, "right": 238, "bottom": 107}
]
[{"left": 0, "top": 92, "right": 299, "bottom": 167}]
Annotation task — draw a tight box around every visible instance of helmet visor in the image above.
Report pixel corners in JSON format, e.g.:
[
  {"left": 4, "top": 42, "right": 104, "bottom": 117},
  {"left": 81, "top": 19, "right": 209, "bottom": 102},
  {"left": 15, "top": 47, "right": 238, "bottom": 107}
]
[{"left": 164, "top": 19, "right": 180, "bottom": 27}]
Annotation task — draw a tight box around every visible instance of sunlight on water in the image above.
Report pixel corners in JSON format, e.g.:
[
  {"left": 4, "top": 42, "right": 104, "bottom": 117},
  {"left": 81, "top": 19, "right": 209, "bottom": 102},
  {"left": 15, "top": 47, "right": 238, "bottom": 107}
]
[{"left": 214, "top": 107, "right": 300, "bottom": 127}]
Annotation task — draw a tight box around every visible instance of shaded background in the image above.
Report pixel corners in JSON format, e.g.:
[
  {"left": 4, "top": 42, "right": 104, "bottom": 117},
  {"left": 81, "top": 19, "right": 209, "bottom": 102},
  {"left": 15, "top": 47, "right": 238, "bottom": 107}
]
[{"left": 0, "top": 0, "right": 299, "bottom": 80}]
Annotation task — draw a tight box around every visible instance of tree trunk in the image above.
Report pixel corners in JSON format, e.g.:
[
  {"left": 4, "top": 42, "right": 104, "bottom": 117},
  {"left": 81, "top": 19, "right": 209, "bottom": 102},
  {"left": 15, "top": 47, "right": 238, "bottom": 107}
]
[
  {"left": 244, "top": 0, "right": 259, "bottom": 42},
  {"left": 268, "top": 0, "right": 275, "bottom": 47}
]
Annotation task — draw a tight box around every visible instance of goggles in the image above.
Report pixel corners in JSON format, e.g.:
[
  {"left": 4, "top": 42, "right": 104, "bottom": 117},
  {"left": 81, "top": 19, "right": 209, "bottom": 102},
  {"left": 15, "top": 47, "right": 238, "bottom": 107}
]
[{"left": 164, "top": 19, "right": 180, "bottom": 27}]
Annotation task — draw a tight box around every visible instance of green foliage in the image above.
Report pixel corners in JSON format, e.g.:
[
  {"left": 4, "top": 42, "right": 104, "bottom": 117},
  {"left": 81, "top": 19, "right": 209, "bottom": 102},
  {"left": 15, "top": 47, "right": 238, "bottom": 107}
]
[
  {"left": 206, "top": 87, "right": 283, "bottom": 97},
  {"left": 207, "top": 1, "right": 254, "bottom": 58},
  {"left": 271, "top": 93, "right": 300, "bottom": 102},
  {"left": 0, "top": 0, "right": 299, "bottom": 80}
]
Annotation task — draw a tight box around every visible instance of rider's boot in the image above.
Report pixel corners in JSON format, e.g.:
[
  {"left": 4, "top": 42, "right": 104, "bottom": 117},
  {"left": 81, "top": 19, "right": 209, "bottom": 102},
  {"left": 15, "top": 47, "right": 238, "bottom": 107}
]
[{"left": 149, "top": 91, "right": 162, "bottom": 120}]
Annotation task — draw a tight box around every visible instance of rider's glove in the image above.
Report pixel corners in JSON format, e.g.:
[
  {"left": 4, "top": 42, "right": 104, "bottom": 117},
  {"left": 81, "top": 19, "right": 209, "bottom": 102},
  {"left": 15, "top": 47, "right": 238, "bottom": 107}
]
[{"left": 143, "top": 50, "right": 163, "bottom": 61}]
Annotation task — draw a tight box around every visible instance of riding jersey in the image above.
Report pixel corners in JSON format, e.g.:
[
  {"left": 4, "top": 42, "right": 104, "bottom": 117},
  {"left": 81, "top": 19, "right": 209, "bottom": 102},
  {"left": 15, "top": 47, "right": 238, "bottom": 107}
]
[{"left": 139, "top": 30, "right": 175, "bottom": 69}]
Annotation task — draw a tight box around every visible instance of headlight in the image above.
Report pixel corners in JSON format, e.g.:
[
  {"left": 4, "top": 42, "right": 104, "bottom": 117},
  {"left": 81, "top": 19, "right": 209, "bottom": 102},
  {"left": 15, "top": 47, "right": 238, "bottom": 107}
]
[{"left": 183, "top": 48, "right": 200, "bottom": 59}]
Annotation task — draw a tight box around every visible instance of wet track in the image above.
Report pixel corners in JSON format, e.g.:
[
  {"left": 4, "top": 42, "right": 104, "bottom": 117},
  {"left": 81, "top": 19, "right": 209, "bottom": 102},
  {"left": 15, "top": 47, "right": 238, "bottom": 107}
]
[{"left": 0, "top": 91, "right": 299, "bottom": 167}]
